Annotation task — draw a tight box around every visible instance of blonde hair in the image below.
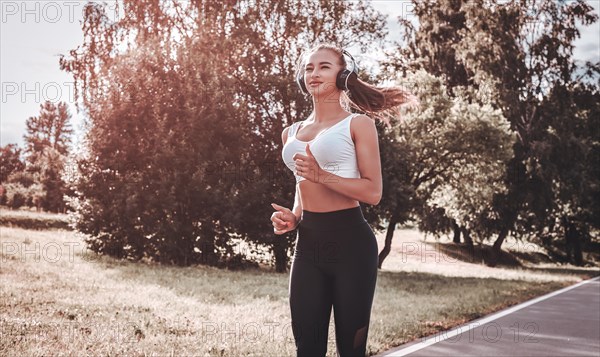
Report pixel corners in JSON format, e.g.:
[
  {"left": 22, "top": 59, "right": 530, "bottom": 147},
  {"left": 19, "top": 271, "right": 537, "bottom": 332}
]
[{"left": 296, "top": 43, "right": 419, "bottom": 126}]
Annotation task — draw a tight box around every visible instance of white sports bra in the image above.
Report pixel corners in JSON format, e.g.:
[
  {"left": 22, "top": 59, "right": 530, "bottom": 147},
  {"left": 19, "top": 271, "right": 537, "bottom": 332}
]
[{"left": 281, "top": 113, "right": 361, "bottom": 183}]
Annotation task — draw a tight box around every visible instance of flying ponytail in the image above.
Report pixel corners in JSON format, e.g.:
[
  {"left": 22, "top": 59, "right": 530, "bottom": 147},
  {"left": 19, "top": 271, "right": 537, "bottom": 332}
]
[{"left": 297, "top": 43, "right": 420, "bottom": 127}]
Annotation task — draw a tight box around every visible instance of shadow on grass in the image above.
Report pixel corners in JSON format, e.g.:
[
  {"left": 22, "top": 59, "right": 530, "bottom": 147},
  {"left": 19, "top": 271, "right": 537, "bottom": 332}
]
[
  {"left": 426, "top": 241, "right": 600, "bottom": 279},
  {"left": 374, "top": 269, "right": 579, "bottom": 304},
  {"left": 428, "top": 242, "right": 522, "bottom": 267},
  {"left": 520, "top": 265, "right": 600, "bottom": 279},
  {"left": 66, "top": 221, "right": 599, "bottom": 309},
  {"left": 81, "top": 246, "right": 599, "bottom": 308}
]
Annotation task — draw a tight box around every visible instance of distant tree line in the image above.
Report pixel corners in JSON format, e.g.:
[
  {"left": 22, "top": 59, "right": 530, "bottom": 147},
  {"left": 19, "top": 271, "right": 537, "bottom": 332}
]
[{"left": 0, "top": 101, "right": 73, "bottom": 213}]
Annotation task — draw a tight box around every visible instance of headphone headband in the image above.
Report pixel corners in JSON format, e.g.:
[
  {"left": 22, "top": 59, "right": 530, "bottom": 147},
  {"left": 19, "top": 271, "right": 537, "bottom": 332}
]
[{"left": 341, "top": 49, "right": 358, "bottom": 75}]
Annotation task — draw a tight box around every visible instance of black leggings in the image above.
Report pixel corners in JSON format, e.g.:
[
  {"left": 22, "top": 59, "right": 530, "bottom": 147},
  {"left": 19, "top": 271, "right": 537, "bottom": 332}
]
[{"left": 289, "top": 206, "right": 378, "bottom": 357}]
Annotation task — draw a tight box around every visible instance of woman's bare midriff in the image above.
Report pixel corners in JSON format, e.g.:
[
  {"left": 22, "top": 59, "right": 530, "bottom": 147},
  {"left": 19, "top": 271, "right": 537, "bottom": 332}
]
[
  {"left": 293, "top": 113, "right": 360, "bottom": 212},
  {"left": 298, "top": 180, "right": 360, "bottom": 212}
]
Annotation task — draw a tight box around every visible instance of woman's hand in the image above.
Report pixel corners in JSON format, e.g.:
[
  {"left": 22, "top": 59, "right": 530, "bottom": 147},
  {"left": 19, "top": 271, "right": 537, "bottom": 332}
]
[
  {"left": 271, "top": 203, "right": 299, "bottom": 235},
  {"left": 292, "top": 144, "right": 323, "bottom": 184}
]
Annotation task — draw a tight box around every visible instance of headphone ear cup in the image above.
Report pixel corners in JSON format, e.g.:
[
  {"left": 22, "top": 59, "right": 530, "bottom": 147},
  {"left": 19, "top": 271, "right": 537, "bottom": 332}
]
[
  {"left": 338, "top": 49, "right": 358, "bottom": 90},
  {"left": 296, "top": 72, "right": 308, "bottom": 94},
  {"left": 347, "top": 71, "right": 358, "bottom": 88},
  {"left": 336, "top": 69, "right": 348, "bottom": 90},
  {"left": 336, "top": 69, "right": 357, "bottom": 90}
]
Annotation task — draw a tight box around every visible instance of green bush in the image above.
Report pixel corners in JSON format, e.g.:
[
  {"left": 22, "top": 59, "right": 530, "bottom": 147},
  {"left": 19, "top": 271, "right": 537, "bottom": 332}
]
[
  {"left": 4, "top": 183, "right": 27, "bottom": 209},
  {"left": 2, "top": 182, "right": 44, "bottom": 210}
]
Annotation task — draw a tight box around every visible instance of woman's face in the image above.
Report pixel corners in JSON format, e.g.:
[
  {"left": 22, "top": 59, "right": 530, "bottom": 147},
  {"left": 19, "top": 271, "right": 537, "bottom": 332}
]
[{"left": 303, "top": 49, "right": 342, "bottom": 97}]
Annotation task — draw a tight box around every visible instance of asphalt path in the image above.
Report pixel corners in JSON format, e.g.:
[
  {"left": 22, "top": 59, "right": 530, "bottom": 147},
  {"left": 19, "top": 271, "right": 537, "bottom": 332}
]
[{"left": 376, "top": 276, "right": 600, "bottom": 357}]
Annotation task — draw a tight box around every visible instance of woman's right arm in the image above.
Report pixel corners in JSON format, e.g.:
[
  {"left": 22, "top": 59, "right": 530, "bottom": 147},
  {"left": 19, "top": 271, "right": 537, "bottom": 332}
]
[{"left": 282, "top": 125, "right": 302, "bottom": 229}]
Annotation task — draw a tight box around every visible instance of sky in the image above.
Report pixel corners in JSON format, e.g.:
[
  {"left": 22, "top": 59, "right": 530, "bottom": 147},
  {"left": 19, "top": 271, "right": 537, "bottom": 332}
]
[{"left": 1, "top": 0, "right": 599, "bottom": 149}]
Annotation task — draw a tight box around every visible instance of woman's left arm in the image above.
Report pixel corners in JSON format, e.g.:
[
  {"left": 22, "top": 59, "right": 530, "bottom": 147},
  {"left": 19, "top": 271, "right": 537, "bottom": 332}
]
[{"left": 318, "top": 115, "right": 383, "bottom": 205}]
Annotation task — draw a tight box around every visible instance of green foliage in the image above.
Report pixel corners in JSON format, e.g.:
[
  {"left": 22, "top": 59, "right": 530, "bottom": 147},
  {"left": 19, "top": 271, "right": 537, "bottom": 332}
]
[
  {"left": 376, "top": 70, "right": 515, "bottom": 241},
  {"left": 21, "top": 100, "right": 73, "bottom": 213},
  {"left": 428, "top": 86, "right": 515, "bottom": 241},
  {"left": 519, "top": 81, "right": 600, "bottom": 259},
  {"left": 383, "top": 0, "right": 599, "bottom": 264},
  {"left": 60, "top": 0, "right": 389, "bottom": 269},
  {"left": 0, "top": 144, "right": 25, "bottom": 184},
  {"left": 66, "top": 35, "right": 245, "bottom": 265},
  {"left": 5, "top": 170, "right": 35, "bottom": 188},
  {"left": 4, "top": 184, "right": 26, "bottom": 209},
  {"left": 24, "top": 101, "right": 73, "bottom": 161},
  {"left": 57, "top": 0, "right": 599, "bottom": 268},
  {"left": 2, "top": 182, "right": 44, "bottom": 210}
]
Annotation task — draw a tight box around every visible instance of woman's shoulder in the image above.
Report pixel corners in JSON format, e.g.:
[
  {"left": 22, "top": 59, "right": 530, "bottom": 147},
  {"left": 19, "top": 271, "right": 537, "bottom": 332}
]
[
  {"left": 351, "top": 113, "right": 372, "bottom": 122},
  {"left": 350, "top": 114, "right": 375, "bottom": 141},
  {"left": 282, "top": 122, "right": 300, "bottom": 145},
  {"left": 282, "top": 125, "right": 290, "bottom": 146}
]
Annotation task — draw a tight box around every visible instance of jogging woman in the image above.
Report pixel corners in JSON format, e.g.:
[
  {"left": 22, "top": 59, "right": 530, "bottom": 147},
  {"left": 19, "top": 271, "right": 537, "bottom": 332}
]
[{"left": 271, "top": 43, "right": 418, "bottom": 357}]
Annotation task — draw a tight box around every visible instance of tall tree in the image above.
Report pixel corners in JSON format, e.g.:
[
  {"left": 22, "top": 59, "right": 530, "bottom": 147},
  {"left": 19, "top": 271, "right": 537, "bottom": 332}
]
[
  {"left": 24, "top": 101, "right": 73, "bottom": 159},
  {"left": 0, "top": 144, "right": 25, "bottom": 184},
  {"left": 523, "top": 80, "right": 600, "bottom": 265},
  {"left": 375, "top": 70, "right": 515, "bottom": 267},
  {"left": 384, "top": 0, "right": 599, "bottom": 264},
  {"left": 60, "top": 0, "right": 389, "bottom": 269},
  {"left": 22, "top": 100, "right": 73, "bottom": 212}
]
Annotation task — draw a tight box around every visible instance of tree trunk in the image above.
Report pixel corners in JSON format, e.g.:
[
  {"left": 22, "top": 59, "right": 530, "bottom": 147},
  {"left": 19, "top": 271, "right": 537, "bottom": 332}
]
[
  {"left": 460, "top": 226, "right": 473, "bottom": 246},
  {"left": 452, "top": 221, "right": 461, "bottom": 243},
  {"left": 493, "top": 226, "right": 508, "bottom": 252},
  {"left": 565, "top": 220, "right": 584, "bottom": 266},
  {"left": 378, "top": 214, "right": 399, "bottom": 269},
  {"left": 460, "top": 225, "right": 475, "bottom": 262},
  {"left": 573, "top": 233, "right": 583, "bottom": 266},
  {"left": 490, "top": 226, "right": 509, "bottom": 266},
  {"left": 198, "top": 227, "right": 220, "bottom": 266}
]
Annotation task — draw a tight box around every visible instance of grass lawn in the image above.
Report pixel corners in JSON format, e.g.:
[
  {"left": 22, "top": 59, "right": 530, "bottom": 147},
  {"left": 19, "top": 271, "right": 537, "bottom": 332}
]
[{"left": 1, "top": 215, "right": 598, "bottom": 356}]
